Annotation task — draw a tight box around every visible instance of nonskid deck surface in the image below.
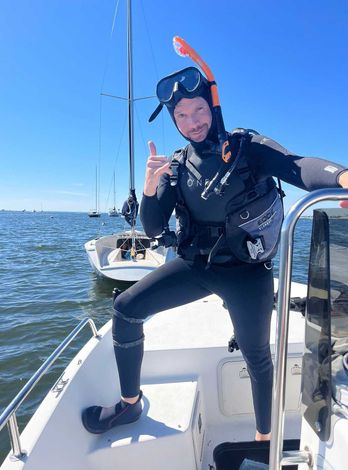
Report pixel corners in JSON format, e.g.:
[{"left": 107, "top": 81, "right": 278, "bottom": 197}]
[
  {"left": 144, "top": 279, "right": 307, "bottom": 352},
  {"left": 1, "top": 281, "right": 307, "bottom": 470}
]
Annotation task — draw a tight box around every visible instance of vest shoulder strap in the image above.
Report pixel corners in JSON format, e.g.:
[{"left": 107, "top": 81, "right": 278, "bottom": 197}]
[
  {"left": 171, "top": 146, "right": 188, "bottom": 164},
  {"left": 169, "top": 146, "right": 190, "bottom": 207},
  {"left": 229, "top": 128, "right": 285, "bottom": 203},
  {"left": 169, "top": 147, "right": 188, "bottom": 188},
  {"left": 230, "top": 128, "right": 260, "bottom": 137}
]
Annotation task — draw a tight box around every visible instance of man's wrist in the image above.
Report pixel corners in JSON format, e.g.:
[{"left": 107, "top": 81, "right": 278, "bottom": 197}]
[
  {"left": 338, "top": 170, "right": 348, "bottom": 188},
  {"left": 143, "top": 187, "right": 157, "bottom": 197}
]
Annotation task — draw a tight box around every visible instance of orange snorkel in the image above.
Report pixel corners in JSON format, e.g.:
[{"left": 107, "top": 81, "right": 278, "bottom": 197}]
[
  {"left": 173, "top": 36, "right": 236, "bottom": 200},
  {"left": 173, "top": 37, "right": 231, "bottom": 162},
  {"left": 173, "top": 37, "right": 219, "bottom": 106}
]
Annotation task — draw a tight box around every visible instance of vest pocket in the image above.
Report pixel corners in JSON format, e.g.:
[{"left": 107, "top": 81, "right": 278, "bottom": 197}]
[{"left": 225, "top": 189, "right": 283, "bottom": 263}]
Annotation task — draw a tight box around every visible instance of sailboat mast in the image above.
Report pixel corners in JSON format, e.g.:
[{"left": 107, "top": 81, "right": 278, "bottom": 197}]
[
  {"left": 113, "top": 171, "right": 116, "bottom": 208},
  {"left": 127, "top": 0, "right": 135, "bottom": 193},
  {"left": 95, "top": 165, "right": 98, "bottom": 212}
]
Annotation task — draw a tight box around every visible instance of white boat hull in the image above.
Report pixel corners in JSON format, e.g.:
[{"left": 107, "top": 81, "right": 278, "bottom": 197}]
[
  {"left": 1, "top": 280, "right": 327, "bottom": 470},
  {"left": 85, "top": 231, "right": 175, "bottom": 282}
]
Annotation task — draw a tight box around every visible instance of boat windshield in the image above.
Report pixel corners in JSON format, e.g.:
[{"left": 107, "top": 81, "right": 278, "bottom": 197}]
[{"left": 302, "top": 209, "right": 348, "bottom": 441}]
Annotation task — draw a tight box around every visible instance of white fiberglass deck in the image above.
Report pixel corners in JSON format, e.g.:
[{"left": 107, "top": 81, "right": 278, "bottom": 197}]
[{"left": 1, "top": 280, "right": 307, "bottom": 470}]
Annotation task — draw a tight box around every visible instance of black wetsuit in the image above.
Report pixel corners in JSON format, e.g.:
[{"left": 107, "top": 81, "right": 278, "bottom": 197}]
[
  {"left": 121, "top": 198, "right": 139, "bottom": 226},
  {"left": 113, "top": 134, "right": 346, "bottom": 434}
]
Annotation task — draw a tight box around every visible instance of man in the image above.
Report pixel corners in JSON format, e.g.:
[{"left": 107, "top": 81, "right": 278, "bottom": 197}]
[
  {"left": 82, "top": 66, "right": 348, "bottom": 439},
  {"left": 121, "top": 194, "right": 139, "bottom": 227}
]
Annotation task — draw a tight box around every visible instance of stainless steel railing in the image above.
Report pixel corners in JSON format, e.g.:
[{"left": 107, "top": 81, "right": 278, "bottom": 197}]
[
  {"left": 269, "top": 188, "right": 348, "bottom": 469},
  {"left": 0, "top": 318, "right": 100, "bottom": 460}
]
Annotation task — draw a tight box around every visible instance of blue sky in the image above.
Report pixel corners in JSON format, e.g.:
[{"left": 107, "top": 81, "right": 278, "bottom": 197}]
[{"left": 1, "top": 0, "right": 347, "bottom": 213}]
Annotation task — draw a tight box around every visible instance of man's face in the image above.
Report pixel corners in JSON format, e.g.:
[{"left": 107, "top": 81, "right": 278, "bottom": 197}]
[{"left": 173, "top": 97, "right": 212, "bottom": 142}]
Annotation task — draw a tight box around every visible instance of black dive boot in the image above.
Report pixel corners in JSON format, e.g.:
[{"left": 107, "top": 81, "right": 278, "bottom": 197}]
[{"left": 82, "top": 391, "right": 143, "bottom": 434}]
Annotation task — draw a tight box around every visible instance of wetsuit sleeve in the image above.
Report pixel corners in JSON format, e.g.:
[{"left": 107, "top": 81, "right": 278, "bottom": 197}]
[
  {"left": 140, "top": 173, "right": 177, "bottom": 238},
  {"left": 248, "top": 134, "right": 347, "bottom": 191},
  {"left": 121, "top": 200, "right": 129, "bottom": 216}
]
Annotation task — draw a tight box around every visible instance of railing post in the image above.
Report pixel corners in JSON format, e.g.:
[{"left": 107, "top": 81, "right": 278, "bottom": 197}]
[
  {"left": 0, "top": 317, "right": 100, "bottom": 461},
  {"left": 8, "top": 414, "right": 25, "bottom": 460},
  {"left": 269, "top": 188, "right": 348, "bottom": 470}
]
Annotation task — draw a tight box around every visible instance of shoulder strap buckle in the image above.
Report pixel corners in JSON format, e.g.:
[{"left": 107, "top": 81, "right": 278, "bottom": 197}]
[
  {"left": 170, "top": 147, "right": 187, "bottom": 187},
  {"left": 169, "top": 160, "right": 180, "bottom": 187}
]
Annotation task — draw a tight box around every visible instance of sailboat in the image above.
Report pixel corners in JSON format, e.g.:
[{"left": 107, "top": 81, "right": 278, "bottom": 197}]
[
  {"left": 85, "top": 0, "right": 172, "bottom": 282},
  {"left": 88, "top": 166, "right": 101, "bottom": 217},
  {"left": 109, "top": 172, "right": 120, "bottom": 217},
  {"left": 1, "top": 188, "right": 348, "bottom": 470}
]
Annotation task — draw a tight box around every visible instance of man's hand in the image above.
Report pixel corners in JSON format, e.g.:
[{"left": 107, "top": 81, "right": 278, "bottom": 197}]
[
  {"left": 338, "top": 171, "right": 348, "bottom": 208},
  {"left": 143, "top": 141, "right": 172, "bottom": 197}
]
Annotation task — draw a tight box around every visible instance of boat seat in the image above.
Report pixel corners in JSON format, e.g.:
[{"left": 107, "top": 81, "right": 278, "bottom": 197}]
[
  {"left": 136, "top": 238, "right": 151, "bottom": 249},
  {"left": 116, "top": 238, "right": 151, "bottom": 249},
  {"left": 86, "top": 381, "right": 199, "bottom": 470},
  {"left": 116, "top": 238, "right": 132, "bottom": 249}
]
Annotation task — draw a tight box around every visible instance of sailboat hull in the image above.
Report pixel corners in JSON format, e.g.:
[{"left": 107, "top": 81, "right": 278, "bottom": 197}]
[
  {"left": 108, "top": 210, "right": 120, "bottom": 217},
  {"left": 85, "top": 231, "right": 174, "bottom": 282}
]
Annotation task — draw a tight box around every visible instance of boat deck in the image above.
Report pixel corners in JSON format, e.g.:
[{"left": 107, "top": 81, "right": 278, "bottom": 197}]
[
  {"left": 144, "top": 279, "right": 307, "bottom": 352},
  {"left": 1, "top": 280, "right": 308, "bottom": 470}
]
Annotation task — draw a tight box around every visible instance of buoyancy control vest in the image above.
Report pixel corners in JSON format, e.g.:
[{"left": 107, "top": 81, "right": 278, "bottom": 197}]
[{"left": 170, "top": 129, "right": 284, "bottom": 264}]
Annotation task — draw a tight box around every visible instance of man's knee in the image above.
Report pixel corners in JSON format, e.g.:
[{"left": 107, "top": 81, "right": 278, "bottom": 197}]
[
  {"left": 112, "top": 309, "right": 144, "bottom": 345},
  {"left": 112, "top": 288, "right": 146, "bottom": 346},
  {"left": 113, "top": 288, "right": 128, "bottom": 314},
  {"left": 112, "top": 288, "right": 147, "bottom": 323}
]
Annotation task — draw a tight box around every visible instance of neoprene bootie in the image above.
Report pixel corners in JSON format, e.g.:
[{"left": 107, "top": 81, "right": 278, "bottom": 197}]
[{"left": 82, "top": 391, "right": 143, "bottom": 434}]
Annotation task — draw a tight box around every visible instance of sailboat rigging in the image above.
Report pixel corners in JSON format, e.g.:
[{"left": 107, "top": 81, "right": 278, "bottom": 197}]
[
  {"left": 109, "top": 171, "right": 120, "bottom": 217},
  {"left": 85, "top": 0, "right": 173, "bottom": 282},
  {"left": 88, "top": 165, "right": 101, "bottom": 217}
]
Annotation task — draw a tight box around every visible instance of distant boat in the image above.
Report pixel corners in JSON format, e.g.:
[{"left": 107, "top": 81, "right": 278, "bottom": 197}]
[
  {"left": 88, "top": 166, "right": 101, "bottom": 217},
  {"left": 108, "top": 208, "right": 120, "bottom": 217},
  {"left": 87, "top": 210, "right": 101, "bottom": 218},
  {"left": 108, "top": 171, "right": 120, "bottom": 217}
]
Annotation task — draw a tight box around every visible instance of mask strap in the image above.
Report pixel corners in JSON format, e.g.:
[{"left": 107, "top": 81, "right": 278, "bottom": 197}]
[{"left": 148, "top": 103, "right": 163, "bottom": 123}]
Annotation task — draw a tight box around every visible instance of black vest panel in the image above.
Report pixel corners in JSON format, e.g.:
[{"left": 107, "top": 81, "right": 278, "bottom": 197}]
[{"left": 173, "top": 131, "right": 283, "bottom": 263}]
